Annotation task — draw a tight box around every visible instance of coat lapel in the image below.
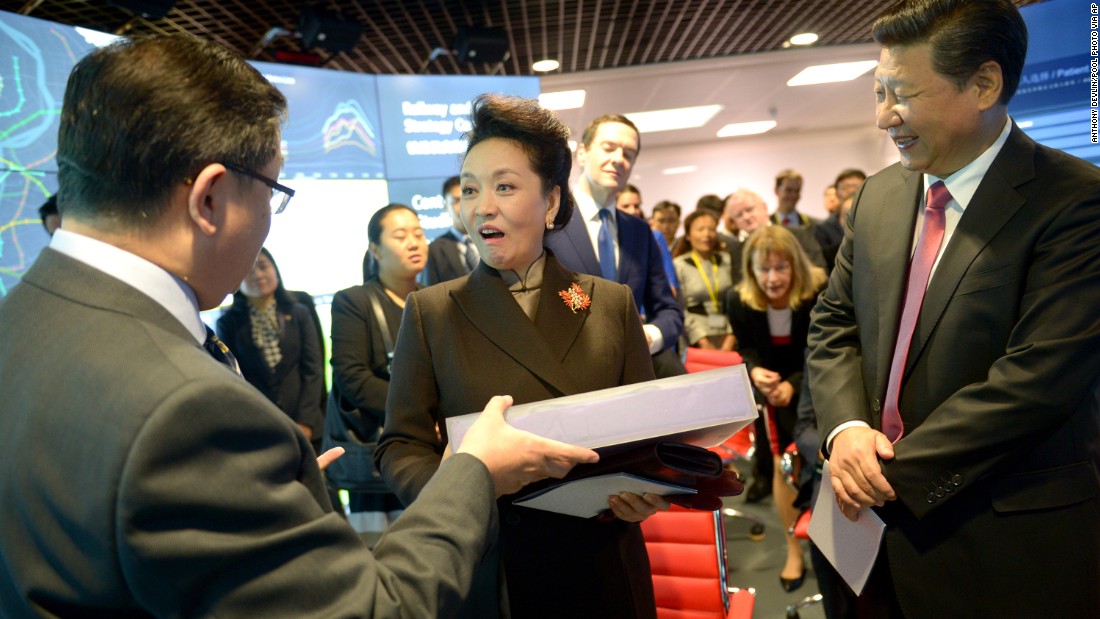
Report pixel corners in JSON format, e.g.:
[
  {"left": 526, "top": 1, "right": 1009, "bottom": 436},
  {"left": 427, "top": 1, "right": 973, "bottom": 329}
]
[
  {"left": 870, "top": 168, "right": 923, "bottom": 395},
  {"left": 559, "top": 209, "right": 601, "bottom": 275},
  {"left": 534, "top": 255, "right": 591, "bottom": 364},
  {"left": 450, "top": 261, "right": 581, "bottom": 395},
  {"left": 905, "top": 127, "right": 1033, "bottom": 375},
  {"left": 615, "top": 214, "right": 640, "bottom": 285}
]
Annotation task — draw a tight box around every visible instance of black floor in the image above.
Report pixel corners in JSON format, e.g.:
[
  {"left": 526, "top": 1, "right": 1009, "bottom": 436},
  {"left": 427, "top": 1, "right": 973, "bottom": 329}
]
[{"left": 722, "top": 490, "right": 827, "bottom": 619}]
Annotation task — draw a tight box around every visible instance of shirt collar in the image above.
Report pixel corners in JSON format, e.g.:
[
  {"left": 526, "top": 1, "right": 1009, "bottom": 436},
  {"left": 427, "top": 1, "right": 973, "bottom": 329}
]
[
  {"left": 573, "top": 188, "right": 615, "bottom": 224},
  {"left": 924, "top": 117, "right": 1012, "bottom": 209},
  {"left": 49, "top": 229, "right": 207, "bottom": 344}
]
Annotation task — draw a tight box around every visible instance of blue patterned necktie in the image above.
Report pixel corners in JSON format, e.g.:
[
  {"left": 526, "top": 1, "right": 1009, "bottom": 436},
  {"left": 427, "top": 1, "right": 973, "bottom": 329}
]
[
  {"left": 597, "top": 208, "right": 617, "bottom": 281},
  {"left": 204, "top": 326, "right": 242, "bottom": 376}
]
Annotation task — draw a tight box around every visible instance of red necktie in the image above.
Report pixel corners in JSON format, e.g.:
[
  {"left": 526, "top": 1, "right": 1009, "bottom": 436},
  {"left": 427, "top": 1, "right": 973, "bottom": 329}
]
[{"left": 881, "top": 181, "right": 951, "bottom": 442}]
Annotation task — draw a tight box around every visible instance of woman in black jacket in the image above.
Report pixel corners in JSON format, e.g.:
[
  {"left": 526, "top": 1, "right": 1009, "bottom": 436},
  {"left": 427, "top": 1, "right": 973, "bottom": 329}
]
[{"left": 216, "top": 247, "right": 325, "bottom": 447}]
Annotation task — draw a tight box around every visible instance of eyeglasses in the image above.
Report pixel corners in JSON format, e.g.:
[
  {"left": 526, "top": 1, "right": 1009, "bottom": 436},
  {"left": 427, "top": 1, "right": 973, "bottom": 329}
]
[{"left": 222, "top": 162, "right": 295, "bottom": 214}]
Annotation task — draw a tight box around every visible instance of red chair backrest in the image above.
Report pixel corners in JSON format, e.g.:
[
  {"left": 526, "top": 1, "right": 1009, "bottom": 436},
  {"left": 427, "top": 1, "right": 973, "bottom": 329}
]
[
  {"left": 683, "top": 349, "right": 743, "bottom": 374},
  {"left": 641, "top": 506, "right": 730, "bottom": 618}
]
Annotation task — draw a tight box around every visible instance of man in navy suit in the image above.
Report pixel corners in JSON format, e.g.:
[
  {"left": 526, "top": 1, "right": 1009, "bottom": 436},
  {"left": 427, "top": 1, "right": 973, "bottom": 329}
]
[
  {"left": 544, "top": 114, "right": 685, "bottom": 378},
  {"left": 423, "top": 175, "right": 479, "bottom": 285}
]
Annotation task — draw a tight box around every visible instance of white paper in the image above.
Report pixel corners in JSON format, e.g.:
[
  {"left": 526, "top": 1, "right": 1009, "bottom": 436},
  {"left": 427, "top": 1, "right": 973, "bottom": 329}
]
[
  {"left": 445, "top": 365, "right": 756, "bottom": 451},
  {"left": 807, "top": 460, "right": 886, "bottom": 595},
  {"left": 512, "top": 473, "right": 695, "bottom": 519}
]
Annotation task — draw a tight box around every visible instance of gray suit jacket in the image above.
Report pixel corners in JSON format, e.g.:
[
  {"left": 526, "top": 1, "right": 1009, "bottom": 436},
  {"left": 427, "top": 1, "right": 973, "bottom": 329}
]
[
  {"left": 808, "top": 125, "right": 1100, "bottom": 617},
  {"left": 0, "top": 248, "right": 497, "bottom": 618}
]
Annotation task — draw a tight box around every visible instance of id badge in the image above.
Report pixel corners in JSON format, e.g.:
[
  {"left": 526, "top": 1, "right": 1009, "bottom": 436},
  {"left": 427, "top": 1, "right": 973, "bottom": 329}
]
[{"left": 707, "top": 313, "right": 727, "bottom": 331}]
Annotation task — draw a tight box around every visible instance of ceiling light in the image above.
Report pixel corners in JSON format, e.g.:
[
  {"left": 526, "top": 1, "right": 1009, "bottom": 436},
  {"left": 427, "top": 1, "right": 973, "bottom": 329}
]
[
  {"left": 662, "top": 165, "right": 698, "bottom": 175},
  {"left": 716, "top": 121, "right": 777, "bottom": 137},
  {"left": 789, "top": 32, "right": 819, "bottom": 46},
  {"left": 624, "top": 104, "right": 723, "bottom": 133},
  {"left": 539, "top": 89, "right": 586, "bottom": 110},
  {"left": 787, "top": 60, "right": 878, "bottom": 86},
  {"left": 532, "top": 59, "right": 560, "bottom": 72}
]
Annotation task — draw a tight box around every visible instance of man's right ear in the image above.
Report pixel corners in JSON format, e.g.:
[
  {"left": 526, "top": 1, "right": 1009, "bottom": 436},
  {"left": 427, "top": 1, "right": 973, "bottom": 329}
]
[{"left": 187, "top": 163, "right": 229, "bottom": 237}]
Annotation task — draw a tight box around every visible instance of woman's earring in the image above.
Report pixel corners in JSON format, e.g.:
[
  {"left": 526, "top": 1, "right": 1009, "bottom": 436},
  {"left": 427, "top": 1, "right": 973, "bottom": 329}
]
[{"left": 546, "top": 220, "right": 554, "bottom": 230}]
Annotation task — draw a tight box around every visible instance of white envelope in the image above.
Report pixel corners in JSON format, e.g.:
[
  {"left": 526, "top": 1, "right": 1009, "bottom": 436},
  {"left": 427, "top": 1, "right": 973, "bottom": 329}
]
[{"left": 445, "top": 364, "right": 757, "bottom": 451}]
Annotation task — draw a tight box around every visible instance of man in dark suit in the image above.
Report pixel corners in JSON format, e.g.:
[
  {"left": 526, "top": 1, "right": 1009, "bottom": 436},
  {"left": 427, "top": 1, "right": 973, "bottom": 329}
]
[
  {"left": 423, "top": 175, "right": 479, "bottom": 285},
  {"left": 814, "top": 168, "right": 866, "bottom": 274},
  {"left": 724, "top": 188, "right": 826, "bottom": 278},
  {"left": 769, "top": 169, "right": 819, "bottom": 229},
  {"left": 0, "top": 34, "right": 595, "bottom": 618},
  {"left": 807, "top": 1, "right": 1100, "bottom": 616},
  {"left": 545, "top": 114, "right": 685, "bottom": 377}
]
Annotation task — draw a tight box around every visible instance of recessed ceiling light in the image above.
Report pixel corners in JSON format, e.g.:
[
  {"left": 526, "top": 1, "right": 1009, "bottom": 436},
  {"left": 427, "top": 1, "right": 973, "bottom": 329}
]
[
  {"left": 716, "top": 121, "right": 777, "bottom": 137},
  {"left": 787, "top": 60, "right": 878, "bottom": 86},
  {"left": 662, "top": 165, "right": 698, "bottom": 175},
  {"left": 789, "top": 32, "right": 819, "bottom": 46},
  {"left": 539, "top": 89, "right": 586, "bottom": 110},
  {"left": 532, "top": 59, "right": 560, "bottom": 72},
  {"left": 624, "top": 104, "right": 723, "bottom": 133}
]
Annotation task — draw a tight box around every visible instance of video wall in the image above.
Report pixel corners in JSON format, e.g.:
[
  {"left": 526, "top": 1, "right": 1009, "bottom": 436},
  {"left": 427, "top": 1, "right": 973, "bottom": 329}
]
[{"left": 0, "top": 9, "right": 539, "bottom": 303}]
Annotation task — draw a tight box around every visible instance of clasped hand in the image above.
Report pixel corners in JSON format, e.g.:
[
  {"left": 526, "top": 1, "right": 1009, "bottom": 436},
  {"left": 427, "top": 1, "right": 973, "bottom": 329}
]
[
  {"left": 828, "top": 426, "right": 897, "bottom": 521},
  {"left": 750, "top": 367, "right": 793, "bottom": 407}
]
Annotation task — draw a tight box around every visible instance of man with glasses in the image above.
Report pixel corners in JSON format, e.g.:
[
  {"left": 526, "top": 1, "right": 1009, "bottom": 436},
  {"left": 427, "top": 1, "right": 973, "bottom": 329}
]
[
  {"left": 423, "top": 175, "right": 478, "bottom": 284},
  {"left": 0, "top": 34, "right": 596, "bottom": 617}
]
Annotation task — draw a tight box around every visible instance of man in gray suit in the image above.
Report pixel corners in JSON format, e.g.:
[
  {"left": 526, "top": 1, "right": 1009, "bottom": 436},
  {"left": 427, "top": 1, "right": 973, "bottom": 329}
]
[{"left": 0, "top": 34, "right": 595, "bottom": 618}]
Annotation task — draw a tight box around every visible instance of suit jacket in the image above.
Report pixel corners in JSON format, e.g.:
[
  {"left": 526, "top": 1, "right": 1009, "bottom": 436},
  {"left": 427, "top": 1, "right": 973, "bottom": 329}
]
[
  {"left": 0, "top": 248, "right": 498, "bottom": 618},
  {"left": 423, "top": 229, "right": 471, "bottom": 285},
  {"left": 807, "top": 125, "right": 1100, "bottom": 617},
  {"left": 328, "top": 279, "right": 405, "bottom": 439},
  {"left": 376, "top": 254, "right": 657, "bottom": 618},
  {"left": 545, "top": 208, "right": 683, "bottom": 350},
  {"left": 769, "top": 210, "right": 820, "bottom": 229},
  {"left": 216, "top": 298, "right": 325, "bottom": 436}
]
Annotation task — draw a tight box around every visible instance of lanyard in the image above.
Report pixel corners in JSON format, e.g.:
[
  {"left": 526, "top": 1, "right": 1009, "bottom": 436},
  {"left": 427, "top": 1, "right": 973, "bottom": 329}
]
[{"left": 690, "top": 251, "right": 721, "bottom": 313}]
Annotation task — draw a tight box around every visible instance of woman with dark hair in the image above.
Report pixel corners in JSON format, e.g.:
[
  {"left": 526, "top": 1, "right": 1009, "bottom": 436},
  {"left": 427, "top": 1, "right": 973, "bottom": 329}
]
[
  {"left": 216, "top": 247, "right": 325, "bottom": 445},
  {"left": 726, "top": 225, "right": 826, "bottom": 593},
  {"left": 327, "top": 203, "right": 427, "bottom": 536},
  {"left": 376, "top": 94, "right": 666, "bottom": 618},
  {"left": 673, "top": 209, "right": 735, "bottom": 351}
]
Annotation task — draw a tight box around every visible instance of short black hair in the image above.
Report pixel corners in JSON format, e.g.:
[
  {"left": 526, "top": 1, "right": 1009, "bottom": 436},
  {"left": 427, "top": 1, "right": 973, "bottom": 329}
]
[
  {"left": 580, "top": 113, "right": 641, "bottom": 153},
  {"left": 673, "top": 209, "right": 718, "bottom": 258},
  {"left": 620, "top": 183, "right": 641, "bottom": 198},
  {"left": 872, "top": 0, "right": 1026, "bottom": 106},
  {"left": 834, "top": 168, "right": 867, "bottom": 188},
  {"left": 463, "top": 94, "right": 575, "bottom": 231},
  {"left": 652, "top": 200, "right": 681, "bottom": 218},
  {"left": 696, "top": 194, "right": 724, "bottom": 216},
  {"left": 58, "top": 34, "right": 287, "bottom": 226},
  {"left": 442, "top": 175, "right": 461, "bottom": 196}
]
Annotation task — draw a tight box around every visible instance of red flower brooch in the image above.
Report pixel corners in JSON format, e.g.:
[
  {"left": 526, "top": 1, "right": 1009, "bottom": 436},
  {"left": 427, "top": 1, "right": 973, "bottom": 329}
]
[{"left": 558, "top": 282, "right": 591, "bottom": 313}]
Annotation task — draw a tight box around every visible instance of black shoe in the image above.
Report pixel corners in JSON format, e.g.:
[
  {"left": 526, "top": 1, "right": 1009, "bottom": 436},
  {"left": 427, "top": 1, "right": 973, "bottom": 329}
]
[
  {"left": 780, "top": 568, "right": 807, "bottom": 593},
  {"left": 744, "top": 477, "right": 772, "bottom": 503}
]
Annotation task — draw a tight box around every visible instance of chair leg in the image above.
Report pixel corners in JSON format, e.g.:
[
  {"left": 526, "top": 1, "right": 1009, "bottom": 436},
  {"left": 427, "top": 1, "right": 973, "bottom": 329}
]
[
  {"left": 721, "top": 507, "right": 765, "bottom": 541},
  {"left": 785, "top": 593, "right": 823, "bottom": 619}
]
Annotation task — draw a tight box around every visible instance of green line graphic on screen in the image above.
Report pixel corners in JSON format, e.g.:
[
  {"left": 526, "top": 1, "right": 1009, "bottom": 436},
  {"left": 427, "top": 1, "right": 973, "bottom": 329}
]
[{"left": 322, "top": 100, "right": 378, "bottom": 157}]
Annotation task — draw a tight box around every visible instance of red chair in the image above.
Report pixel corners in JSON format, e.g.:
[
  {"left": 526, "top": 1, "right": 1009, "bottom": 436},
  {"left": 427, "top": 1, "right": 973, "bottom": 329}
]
[
  {"left": 683, "top": 349, "right": 766, "bottom": 541},
  {"left": 642, "top": 505, "right": 756, "bottom": 619}
]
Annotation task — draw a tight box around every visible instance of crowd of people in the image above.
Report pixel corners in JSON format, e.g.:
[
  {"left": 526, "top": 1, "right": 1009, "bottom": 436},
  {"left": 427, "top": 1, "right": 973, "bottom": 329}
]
[{"left": 3, "top": 0, "right": 1098, "bottom": 617}]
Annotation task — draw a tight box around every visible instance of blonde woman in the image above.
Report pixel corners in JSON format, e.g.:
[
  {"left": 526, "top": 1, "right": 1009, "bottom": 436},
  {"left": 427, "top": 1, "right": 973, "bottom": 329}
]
[{"left": 726, "top": 225, "right": 826, "bottom": 592}]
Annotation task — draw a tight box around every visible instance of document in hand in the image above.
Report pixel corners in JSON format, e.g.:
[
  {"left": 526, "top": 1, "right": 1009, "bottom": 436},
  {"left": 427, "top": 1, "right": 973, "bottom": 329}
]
[
  {"left": 445, "top": 364, "right": 756, "bottom": 452},
  {"left": 445, "top": 365, "right": 756, "bottom": 517}
]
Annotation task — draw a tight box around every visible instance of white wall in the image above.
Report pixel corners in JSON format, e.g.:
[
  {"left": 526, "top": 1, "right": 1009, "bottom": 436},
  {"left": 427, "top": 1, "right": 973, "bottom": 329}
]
[{"left": 618, "top": 122, "right": 898, "bottom": 221}]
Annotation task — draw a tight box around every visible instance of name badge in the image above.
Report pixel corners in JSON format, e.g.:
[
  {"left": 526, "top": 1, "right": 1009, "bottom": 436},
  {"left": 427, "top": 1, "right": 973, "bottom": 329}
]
[{"left": 707, "top": 313, "right": 728, "bottom": 331}]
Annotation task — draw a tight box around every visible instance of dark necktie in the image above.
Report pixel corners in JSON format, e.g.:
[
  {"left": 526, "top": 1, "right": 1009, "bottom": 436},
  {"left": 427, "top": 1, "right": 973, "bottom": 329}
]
[
  {"left": 597, "top": 208, "right": 617, "bottom": 281},
  {"left": 881, "top": 181, "right": 951, "bottom": 442},
  {"left": 464, "top": 236, "right": 480, "bottom": 272},
  {"left": 204, "top": 326, "right": 242, "bottom": 376}
]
